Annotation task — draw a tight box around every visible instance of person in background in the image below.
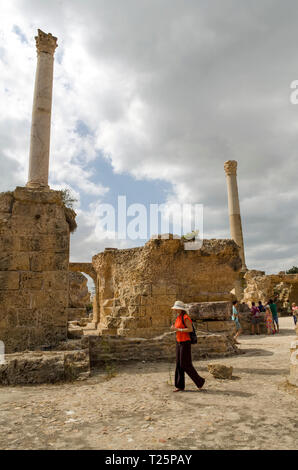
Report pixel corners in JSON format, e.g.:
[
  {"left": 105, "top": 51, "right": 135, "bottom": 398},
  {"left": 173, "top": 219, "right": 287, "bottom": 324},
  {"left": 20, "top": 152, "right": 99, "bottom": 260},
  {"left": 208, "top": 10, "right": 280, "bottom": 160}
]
[
  {"left": 291, "top": 302, "right": 298, "bottom": 326},
  {"left": 268, "top": 299, "right": 279, "bottom": 333},
  {"left": 265, "top": 305, "right": 275, "bottom": 335},
  {"left": 231, "top": 300, "right": 242, "bottom": 343},
  {"left": 258, "top": 301, "right": 265, "bottom": 313},
  {"left": 170, "top": 300, "right": 205, "bottom": 392},
  {"left": 250, "top": 302, "right": 260, "bottom": 335}
]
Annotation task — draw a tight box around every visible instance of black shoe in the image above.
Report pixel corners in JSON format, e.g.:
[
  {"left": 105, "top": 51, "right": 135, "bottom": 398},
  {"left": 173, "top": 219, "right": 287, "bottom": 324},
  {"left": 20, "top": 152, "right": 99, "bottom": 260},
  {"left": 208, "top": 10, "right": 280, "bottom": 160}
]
[{"left": 198, "top": 378, "right": 205, "bottom": 389}]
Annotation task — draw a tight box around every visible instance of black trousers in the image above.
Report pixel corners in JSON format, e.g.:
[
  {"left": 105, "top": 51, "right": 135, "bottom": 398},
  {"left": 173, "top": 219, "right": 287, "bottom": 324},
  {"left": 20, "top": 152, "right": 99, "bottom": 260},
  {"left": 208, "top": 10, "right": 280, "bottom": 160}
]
[{"left": 175, "top": 341, "right": 205, "bottom": 390}]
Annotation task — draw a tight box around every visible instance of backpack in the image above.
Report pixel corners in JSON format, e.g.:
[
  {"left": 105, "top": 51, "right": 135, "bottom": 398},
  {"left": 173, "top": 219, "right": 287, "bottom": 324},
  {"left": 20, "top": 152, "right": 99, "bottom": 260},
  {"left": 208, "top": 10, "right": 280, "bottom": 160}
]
[{"left": 182, "top": 314, "right": 197, "bottom": 344}]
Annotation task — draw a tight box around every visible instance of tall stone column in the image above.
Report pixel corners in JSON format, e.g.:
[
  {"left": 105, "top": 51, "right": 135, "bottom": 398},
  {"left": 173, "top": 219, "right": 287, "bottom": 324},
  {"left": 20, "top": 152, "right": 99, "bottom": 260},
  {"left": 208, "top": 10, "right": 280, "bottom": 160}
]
[
  {"left": 224, "top": 160, "right": 247, "bottom": 271},
  {"left": 26, "top": 30, "right": 58, "bottom": 189}
]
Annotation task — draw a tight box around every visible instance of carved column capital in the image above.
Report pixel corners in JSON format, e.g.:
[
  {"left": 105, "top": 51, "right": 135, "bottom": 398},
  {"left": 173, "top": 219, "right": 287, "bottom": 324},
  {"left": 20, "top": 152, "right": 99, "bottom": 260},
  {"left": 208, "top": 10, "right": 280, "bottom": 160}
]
[
  {"left": 35, "top": 29, "right": 58, "bottom": 55},
  {"left": 224, "top": 160, "right": 237, "bottom": 176}
]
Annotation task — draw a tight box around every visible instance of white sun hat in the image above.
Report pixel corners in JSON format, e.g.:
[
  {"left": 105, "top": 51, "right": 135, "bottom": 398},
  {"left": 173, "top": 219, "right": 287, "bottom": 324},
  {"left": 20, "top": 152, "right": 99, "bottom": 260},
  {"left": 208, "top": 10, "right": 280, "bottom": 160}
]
[{"left": 171, "top": 300, "right": 189, "bottom": 311}]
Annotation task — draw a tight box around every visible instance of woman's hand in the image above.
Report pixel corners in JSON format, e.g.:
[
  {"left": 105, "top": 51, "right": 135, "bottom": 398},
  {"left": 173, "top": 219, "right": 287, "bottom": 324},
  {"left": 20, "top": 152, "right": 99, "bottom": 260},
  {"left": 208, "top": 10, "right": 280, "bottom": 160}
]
[{"left": 170, "top": 325, "right": 176, "bottom": 331}]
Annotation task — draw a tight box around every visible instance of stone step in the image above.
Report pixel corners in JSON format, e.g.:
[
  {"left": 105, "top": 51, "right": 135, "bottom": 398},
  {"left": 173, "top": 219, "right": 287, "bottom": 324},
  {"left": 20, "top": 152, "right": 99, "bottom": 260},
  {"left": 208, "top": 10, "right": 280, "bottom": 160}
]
[
  {"left": 83, "top": 322, "right": 97, "bottom": 330},
  {"left": 82, "top": 329, "right": 100, "bottom": 336},
  {"left": 99, "top": 327, "right": 118, "bottom": 335}
]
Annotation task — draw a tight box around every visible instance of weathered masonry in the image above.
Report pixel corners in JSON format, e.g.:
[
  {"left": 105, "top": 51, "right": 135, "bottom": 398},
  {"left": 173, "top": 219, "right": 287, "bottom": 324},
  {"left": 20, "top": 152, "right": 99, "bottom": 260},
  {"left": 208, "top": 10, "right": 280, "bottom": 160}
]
[
  {"left": 0, "top": 188, "right": 74, "bottom": 352},
  {"left": 93, "top": 236, "right": 242, "bottom": 337}
]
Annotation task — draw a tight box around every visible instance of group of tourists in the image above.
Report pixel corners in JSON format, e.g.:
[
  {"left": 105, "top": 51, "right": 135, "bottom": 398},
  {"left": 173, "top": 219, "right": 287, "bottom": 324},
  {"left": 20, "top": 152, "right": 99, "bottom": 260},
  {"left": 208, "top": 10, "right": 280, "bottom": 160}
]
[
  {"left": 232, "top": 299, "right": 280, "bottom": 341},
  {"left": 232, "top": 297, "right": 298, "bottom": 341}
]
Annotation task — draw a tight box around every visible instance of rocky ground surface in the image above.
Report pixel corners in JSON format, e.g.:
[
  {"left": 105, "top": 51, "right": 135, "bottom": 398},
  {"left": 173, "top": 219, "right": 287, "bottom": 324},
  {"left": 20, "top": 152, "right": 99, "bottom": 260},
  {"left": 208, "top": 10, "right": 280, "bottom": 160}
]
[{"left": 0, "top": 317, "right": 297, "bottom": 450}]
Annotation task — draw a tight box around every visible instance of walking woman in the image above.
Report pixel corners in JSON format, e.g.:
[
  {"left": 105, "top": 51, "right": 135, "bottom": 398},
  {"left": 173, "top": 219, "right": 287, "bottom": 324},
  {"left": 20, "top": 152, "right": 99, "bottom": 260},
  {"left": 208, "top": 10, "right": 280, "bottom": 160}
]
[{"left": 170, "top": 300, "right": 205, "bottom": 392}]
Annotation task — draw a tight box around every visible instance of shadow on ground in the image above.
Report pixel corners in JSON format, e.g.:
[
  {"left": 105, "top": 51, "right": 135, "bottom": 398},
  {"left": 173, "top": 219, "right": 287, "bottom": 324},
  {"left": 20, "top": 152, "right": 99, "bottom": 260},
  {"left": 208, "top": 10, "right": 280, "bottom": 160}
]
[
  {"left": 278, "top": 328, "right": 296, "bottom": 335},
  {"left": 232, "top": 367, "right": 289, "bottom": 376},
  {"left": 180, "top": 388, "right": 253, "bottom": 397},
  {"left": 236, "top": 348, "right": 274, "bottom": 357}
]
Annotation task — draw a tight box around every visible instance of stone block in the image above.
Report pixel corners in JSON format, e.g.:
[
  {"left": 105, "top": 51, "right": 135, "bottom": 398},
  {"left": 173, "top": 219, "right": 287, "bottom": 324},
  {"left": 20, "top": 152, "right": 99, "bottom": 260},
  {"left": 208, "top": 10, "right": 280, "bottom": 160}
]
[
  {"left": 0, "top": 349, "right": 90, "bottom": 385},
  {"left": 0, "top": 272, "right": 19, "bottom": 290},
  {"left": 0, "top": 236, "right": 15, "bottom": 251},
  {"left": 0, "top": 193, "right": 13, "bottom": 213},
  {"left": 30, "top": 252, "right": 68, "bottom": 271},
  {"left": 0, "top": 290, "right": 32, "bottom": 308},
  {"left": 152, "top": 284, "right": 168, "bottom": 295},
  {"left": 13, "top": 187, "right": 62, "bottom": 204},
  {"left": 0, "top": 253, "right": 30, "bottom": 271},
  {"left": 66, "top": 308, "right": 87, "bottom": 321},
  {"left": 22, "top": 309, "right": 42, "bottom": 327},
  {"left": 208, "top": 363, "right": 233, "bottom": 379},
  {"left": 206, "top": 321, "right": 234, "bottom": 332},
  {"left": 189, "top": 302, "right": 231, "bottom": 321},
  {"left": 20, "top": 272, "right": 43, "bottom": 290},
  {"left": 68, "top": 323, "right": 84, "bottom": 339},
  {"left": 43, "top": 271, "right": 69, "bottom": 290},
  {"left": 155, "top": 294, "right": 177, "bottom": 306},
  {"left": 30, "top": 290, "right": 69, "bottom": 309},
  {"left": 86, "top": 329, "right": 238, "bottom": 366},
  {"left": 18, "top": 236, "right": 42, "bottom": 252}
]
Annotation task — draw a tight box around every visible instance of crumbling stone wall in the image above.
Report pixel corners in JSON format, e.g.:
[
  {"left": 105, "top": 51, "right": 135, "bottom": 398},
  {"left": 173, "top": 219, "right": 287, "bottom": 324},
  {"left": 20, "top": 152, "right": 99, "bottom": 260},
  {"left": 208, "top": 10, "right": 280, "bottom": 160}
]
[
  {"left": 0, "top": 187, "right": 73, "bottom": 353},
  {"left": 84, "top": 333, "right": 238, "bottom": 366},
  {"left": 0, "top": 349, "right": 90, "bottom": 385},
  {"left": 242, "top": 270, "right": 298, "bottom": 314},
  {"left": 92, "top": 237, "right": 242, "bottom": 337},
  {"left": 81, "top": 302, "right": 239, "bottom": 365}
]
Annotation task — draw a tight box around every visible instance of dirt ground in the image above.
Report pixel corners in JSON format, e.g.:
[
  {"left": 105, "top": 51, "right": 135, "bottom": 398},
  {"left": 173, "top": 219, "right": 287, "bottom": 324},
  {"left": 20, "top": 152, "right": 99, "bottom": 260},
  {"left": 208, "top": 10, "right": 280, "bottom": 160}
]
[{"left": 0, "top": 316, "right": 297, "bottom": 450}]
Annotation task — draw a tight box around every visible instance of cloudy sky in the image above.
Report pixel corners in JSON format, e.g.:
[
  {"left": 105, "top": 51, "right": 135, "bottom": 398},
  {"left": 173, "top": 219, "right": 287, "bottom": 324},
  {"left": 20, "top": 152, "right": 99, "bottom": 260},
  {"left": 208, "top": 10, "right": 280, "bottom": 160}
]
[{"left": 1, "top": 0, "right": 298, "bottom": 273}]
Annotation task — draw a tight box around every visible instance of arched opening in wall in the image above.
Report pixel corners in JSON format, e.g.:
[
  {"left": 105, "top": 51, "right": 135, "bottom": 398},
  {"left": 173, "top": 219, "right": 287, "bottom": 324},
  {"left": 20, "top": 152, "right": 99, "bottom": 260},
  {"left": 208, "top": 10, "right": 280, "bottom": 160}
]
[
  {"left": 68, "top": 263, "right": 99, "bottom": 326},
  {"left": 68, "top": 271, "right": 94, "bottom": 322}
]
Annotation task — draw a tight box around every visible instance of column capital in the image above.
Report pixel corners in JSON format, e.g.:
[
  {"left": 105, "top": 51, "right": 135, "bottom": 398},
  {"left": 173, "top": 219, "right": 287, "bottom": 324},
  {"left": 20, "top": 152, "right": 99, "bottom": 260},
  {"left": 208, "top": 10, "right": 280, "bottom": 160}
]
[
  {"left": 224, "top": 160, "right": 237, "bottom": 176},
  {"left": 35, "top": 29, "right": 58, "bottom": 55}
]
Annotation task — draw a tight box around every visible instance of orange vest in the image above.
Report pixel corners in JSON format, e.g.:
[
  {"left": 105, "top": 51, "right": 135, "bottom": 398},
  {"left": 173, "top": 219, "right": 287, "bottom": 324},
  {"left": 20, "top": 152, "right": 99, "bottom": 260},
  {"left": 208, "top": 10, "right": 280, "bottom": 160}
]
[{"left": 175, "top": 313, "right": 191, "bottom": 342}]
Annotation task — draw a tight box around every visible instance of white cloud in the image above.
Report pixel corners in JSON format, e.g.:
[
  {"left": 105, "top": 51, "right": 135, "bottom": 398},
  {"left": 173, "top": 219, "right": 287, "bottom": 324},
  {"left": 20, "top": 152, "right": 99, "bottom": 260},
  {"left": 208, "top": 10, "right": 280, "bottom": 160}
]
[{"left": 1, "top": 1, "right": 298, "bottom": 273}]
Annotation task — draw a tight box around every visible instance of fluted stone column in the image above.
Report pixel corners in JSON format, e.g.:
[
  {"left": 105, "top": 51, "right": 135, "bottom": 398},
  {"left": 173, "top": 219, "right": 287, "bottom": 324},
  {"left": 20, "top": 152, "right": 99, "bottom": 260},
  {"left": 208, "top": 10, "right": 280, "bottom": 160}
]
[
  {"left": 26, "top": 30, "right": 58, "bottom": 189},
  {"left": 224, "top": 160, "right": 247, "bottom": 271}
]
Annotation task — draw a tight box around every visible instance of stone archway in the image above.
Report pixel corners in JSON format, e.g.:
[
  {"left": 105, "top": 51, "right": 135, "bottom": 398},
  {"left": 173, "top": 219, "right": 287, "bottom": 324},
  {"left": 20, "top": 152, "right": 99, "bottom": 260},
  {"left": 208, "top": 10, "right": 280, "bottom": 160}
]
[{"left": 69, "top": 262, "right": 99, "bottom": 327}]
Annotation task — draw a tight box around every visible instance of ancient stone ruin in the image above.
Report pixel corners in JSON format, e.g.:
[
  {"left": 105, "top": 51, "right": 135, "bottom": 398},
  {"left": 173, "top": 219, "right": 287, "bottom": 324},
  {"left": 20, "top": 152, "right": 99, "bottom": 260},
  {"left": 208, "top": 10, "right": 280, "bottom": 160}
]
[
  {"left": 0, "top": 187, "right": 74, "bottom": 353},
  {"left": 0, "top": 29, "right": 296, "bottom": 390},
  {"left": 242, "top": 270, "right": 298, "bottom": 313},
  {"left": 93, "top": 236, "right": 242, "bottom": 337}
]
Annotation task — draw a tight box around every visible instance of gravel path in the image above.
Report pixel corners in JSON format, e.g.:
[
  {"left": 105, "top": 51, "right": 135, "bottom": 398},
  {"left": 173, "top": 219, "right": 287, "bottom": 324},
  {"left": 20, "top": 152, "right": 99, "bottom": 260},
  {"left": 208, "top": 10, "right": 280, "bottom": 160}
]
[{"left": 0, "top": 316, "right": 297, "bottom": 450}]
